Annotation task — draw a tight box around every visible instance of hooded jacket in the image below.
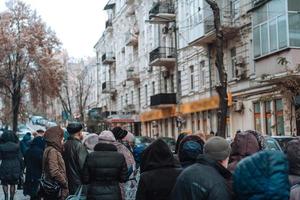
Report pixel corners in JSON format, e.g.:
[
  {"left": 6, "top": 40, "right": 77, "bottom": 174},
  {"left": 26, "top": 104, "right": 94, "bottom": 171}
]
[
  {"left": 0, "top": 131, "right": 22, "bottom": 184},
  {"left": 286, "top": 139, "right": 300, "bottom": 200},
  {"left": 178, "top": 135, "right": 204, "bottom": 168},
  {"left": 63, "top": 136, "right": 88, "bottom": 195},
  {"left": 43, "top": 126, "right": 68, "bottom": 200},
  {"left": 228, "top": 130, "right": 261, "bottom": 172},
  {"left": 20, "top": 133, "right": 32, "bottom": 156},
  {"left": 136, "top": 139, "right": 182, "bottom": 200},
  {"left": 233, "top": 150, "right": 290, "bottom": 200},
  {"left": 24, "top": 136, "right": 45, "bottom": 196},
  {"left": 82, "top": 143, "right": 128, "bottom": 200},
  {"left": 171, "top": 154, "right": 232, "bottom": 200}
]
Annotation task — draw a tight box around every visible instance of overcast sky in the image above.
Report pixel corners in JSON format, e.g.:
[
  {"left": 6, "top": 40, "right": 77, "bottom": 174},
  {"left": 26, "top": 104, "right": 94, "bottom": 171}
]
[{"left": 0, "top": 0, "right": 107, "bottom": 58}]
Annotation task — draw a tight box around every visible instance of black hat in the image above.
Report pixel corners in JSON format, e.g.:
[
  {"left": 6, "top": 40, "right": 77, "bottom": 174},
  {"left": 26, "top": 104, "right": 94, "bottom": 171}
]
[
  {"left": 67, "top": 122, "right": 83, "bottom": 135},
  {"left": 111, "top": 127, "right": 128, "bottom": 140}
]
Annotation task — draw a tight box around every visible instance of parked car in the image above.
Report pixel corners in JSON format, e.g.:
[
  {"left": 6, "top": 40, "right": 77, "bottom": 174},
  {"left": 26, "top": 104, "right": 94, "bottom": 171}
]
[
  {"left": 271, "top": 136, "right": 297, "bottom": 152},
  {"left": 46, "top": 121, "right": 57, "bottom": 128},
  {"left": 263, "top": 136, "right": 282, "bottom": 151},
  {"left": 36, "top": 118, "right": 48, "bottom": 126},
  {"left": 159, "top": 137, "right": 176, "bottom": 153},
  {"left": 31, "top": 116, "right": 43, "bottom": 125},
  {"left": 134, "top": 136, "right": 154, "bottom": 147}
]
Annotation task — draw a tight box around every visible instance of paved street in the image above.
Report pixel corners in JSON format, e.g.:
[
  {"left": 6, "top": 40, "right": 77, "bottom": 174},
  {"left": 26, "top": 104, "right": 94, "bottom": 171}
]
[{"left": 0, "top": 189, "right": 29, "bottom": 200}]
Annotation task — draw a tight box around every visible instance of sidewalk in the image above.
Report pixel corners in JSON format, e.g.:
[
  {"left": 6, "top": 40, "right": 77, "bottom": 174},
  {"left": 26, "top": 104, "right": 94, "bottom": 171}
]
[{"left": 0, "top": 188, "right": 30, "bottom": 200}]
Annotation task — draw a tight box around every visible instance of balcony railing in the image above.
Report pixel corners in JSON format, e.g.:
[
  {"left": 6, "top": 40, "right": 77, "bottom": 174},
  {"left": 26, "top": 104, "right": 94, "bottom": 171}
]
[
  {"left": 125, "top": 32, "right": 138, "bottom": 46},
  {"left": 126, "top": 67, "right": 139, "bottom": 82},
  {"left": 102, "top": 52, "right": 115, "bottom": 64},
  {"left": 124, "top": 104, "right": 136, "bottom": 112},
  {"left": 150, "top": 93, "right": 177, "bottom": 108},
  {"left": 149, "top": 2, "right": 175, "bottom": 17},
  {"left": 102, "top": 81, "right": 116, "bottom": 93},
  {"left": 149, "top": 47, "right": 176, "bottom": 67}
]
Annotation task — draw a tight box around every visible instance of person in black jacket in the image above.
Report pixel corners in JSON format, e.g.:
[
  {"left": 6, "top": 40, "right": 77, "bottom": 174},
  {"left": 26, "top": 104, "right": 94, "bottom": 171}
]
[
  {"left": 63, "top": 122, "right": 88, "bottom": 195},
  {"left": 82, "top": 142, "right": 128, "bottom": 200},
  {"left": 171, "top": 136, "right": 232, "bottom": 200},
  {"left": 23, "top": 136, "right": 45, "bottom": 200},
  {"left": 0, "top": 131, "right": 22, "bottom": 200},
  {"left": 136, "top": 138, "right": 182, "bottom": 200}
]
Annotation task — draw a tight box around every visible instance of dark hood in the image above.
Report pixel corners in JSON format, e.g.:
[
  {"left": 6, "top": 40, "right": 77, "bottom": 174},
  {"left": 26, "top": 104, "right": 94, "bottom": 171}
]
[
  {"left": 286, "top": 139, "right": 300, "bottom": 176},
  {"left": 0, "top": 142, "right": 19, "bottom": 153},
  {"left": 22, "top": 133, "right": 32, "bottom": 142},
  {"left": 229, "top": 131, "right": 260, "bottom": 164},
  {"left": 94, "top": 142, "right": 117, "bottom": 152},
  {"left": 140, "top": 138, "right": 177, "bottom": 173},
  {"left": 44, "top": 126, "right": 64, "bottom": 152},
  {"left": 31, "top": 136, "right": 45, "bottom": 150},
  {"left": 1, "top": 130, "right": 18, "bottom": 143},
  {"left": 178, "top": 135, "right": 204, "bottom": 164}
]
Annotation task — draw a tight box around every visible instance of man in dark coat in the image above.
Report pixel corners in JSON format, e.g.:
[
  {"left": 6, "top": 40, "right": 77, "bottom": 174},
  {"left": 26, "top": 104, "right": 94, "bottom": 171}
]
[
  {"left": 63, "top": 122, "right": 88, "bottom": 195},
  {"left": 82, "top": 142, "right": 128, "bottom": 200},
  {"left": 136, "top": 138, "right": 182, "bottom": 200},
  {"left": 171, "top": 136, "right": 232, "bottom": 200},
  {"left": 23, "top": 136, "right": 45, "bottom": 199},
  {"left": 286, "top": 139, "right": 300, "bottom": 200}
]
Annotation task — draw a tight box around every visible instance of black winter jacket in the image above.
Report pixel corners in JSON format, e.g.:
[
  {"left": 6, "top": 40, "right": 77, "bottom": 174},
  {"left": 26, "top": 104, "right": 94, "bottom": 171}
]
[
  {"left": 136, "top": 139, "right": 182, "bottom": 200},
  {"left": 82, "top": 143, "right": 128, "bottom": 200},
  {"left": 63, "top": 137, "right": 88, "bottom": 194},
  {"left": 171, "top": 155, "right": 232, "bottom": 200}
]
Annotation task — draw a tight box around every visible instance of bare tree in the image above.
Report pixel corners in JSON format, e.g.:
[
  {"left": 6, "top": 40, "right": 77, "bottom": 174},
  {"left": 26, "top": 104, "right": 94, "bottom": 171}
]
[
  {"left": 205, "top": 0, "right": 228, "bottom": 138},
  {"left": 0, "top": 1, "right": 62, "bottom": 132}
]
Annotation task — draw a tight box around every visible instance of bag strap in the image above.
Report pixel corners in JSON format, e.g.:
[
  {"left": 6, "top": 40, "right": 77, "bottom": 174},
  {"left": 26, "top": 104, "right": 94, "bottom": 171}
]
[{"left": 42, "top": 148, "right": 53, "bottom": 173}]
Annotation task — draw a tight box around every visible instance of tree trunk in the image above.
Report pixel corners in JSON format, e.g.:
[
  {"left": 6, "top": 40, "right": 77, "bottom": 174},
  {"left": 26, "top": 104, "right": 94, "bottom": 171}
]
[
  {"left": 12, "top": 89, "right": 21, "bottom": 133},
  {"left": 205, "top": 0, "right": 228, "bottom": 138}
]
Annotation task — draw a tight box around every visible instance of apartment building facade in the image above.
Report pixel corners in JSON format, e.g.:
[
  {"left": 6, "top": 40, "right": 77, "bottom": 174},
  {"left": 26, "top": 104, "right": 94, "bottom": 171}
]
[{"left": 94, "top": 0, "right": 300, "bottom": 138}]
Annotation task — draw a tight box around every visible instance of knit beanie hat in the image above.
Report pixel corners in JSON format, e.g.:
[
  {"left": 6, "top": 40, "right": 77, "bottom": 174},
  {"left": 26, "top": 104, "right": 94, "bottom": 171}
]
[
  {"left": 111, "top": 127, "right": 128, "bottom": 140},
  {"left": 98, "top": 130, "right": 116, "bottom": 142},
  {"left": 204, "top": 136, "right": 231, "bottom": 161},
  {"left": 67, "top": 122, "right": 83, "bottom": 135}
]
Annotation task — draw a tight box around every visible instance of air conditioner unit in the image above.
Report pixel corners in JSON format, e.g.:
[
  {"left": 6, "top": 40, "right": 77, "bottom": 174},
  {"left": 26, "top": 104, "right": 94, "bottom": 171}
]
[
  {"left": 162, "top": 26, "right": 169, "bottom": 34},
  {"left": 233, "top": 101, "right": 244, "bottom": 112}
]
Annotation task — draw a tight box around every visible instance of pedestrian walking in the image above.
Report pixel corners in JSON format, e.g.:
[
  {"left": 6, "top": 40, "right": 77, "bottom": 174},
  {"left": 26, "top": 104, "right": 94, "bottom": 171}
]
[
  {"left": 82, "top": 142, "right": 128, "bottom": 200},
  {"left": 171, "top": 136, "right": 232, "bottom": 200},
  {"left": 136, "top": 138, "right": 182, "bottom": 200},
  {"left": 228, "top": 130, "right": 262, "bottom": 172},
  {"left": 177, "top": 134, "right": 204, "bottom": 168},
  {"left": 286, "top": 139, "right": 300, "bottom": 200},
  {"left": 0, "top": 131, "right": 22, "bottom": 200},
  {"left": 23, "top": 136, "right": 45, "bottom": 200},
  {"left": 42, "top": 126, "right": 68, "bottom": 200},
  {"left": 233, "top": 150, "right": 290, "bottom": 200},
  {"left": 20, "top": 132, "right": 32, "bottom": 156},
  {"left": 63, "top": 122, "right": 88, "bottom": 195}
]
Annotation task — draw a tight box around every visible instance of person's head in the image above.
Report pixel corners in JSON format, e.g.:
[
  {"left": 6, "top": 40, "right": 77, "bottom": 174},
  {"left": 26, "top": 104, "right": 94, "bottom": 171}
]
[
  {"left": 22, "top": 132, "right": 32, "bottom": 142},
  {"left": 286, "top": 139, "right": 300, "bottom": 176},
  {"left": 1, "top": 130, "right": 18, "bottom": 144},
  {"left": 178, "top": 135, "right": 205, "bottom": 165},
  {"left": 233, "top": 151, "right": 290, "bottom": 200},
  {"left": 204, "top": 136, "right": 231, "bottom": 168},
  {"left": 111, "top": 126, "right": 128, "bottom": 141},
  {"left": 67, "top": 122, "right": 84, "bottom": 140},
  {"left": 36, "top": 129, "right": 45, "bottom": 137},
  {"left": 44, "top": 126, "right": 64, "bottom": 151},
  {"left": 122, "top": 132, "right": 135, "bottom": 148},
  {"left": 98, "top": 130, "right": 116, "bottom": 143},
  {"left": 83, "top": 133, "right": 99, "bottom": 151},
  {"left": 140, "top": 138, "right": 177, "bottom": 173}
]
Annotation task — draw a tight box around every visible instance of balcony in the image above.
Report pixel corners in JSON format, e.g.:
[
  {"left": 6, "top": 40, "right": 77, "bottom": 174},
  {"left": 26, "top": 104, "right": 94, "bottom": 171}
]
[
  {"left": 149, "top": 47, "right": 176, "bottom": 68},
  {"left": 126, "top": 67, "right": 139, "bottom": 82},
  {"left": 149, "top": 2, "right": 175, "bottom": 23},
  {"left": 124, "top": 104, "right": 136, "bottom": 113},
  {"left": 105, "top": 20, "right": 113, "bottom": 31},
  {"left": 102, "top": 81, "right": 116, "bottom": 94},
  {"left": 189, "top": 11, "right": 240, "bottom": 46},
  {"left": 125, "top": 32, "right": 138, "bottom": 46},
  {"left": 102, "top": 52, "right": 115, "bottom": 64},
  {"left": 150, "top": 93, "right": 177, "bottom": 108}
]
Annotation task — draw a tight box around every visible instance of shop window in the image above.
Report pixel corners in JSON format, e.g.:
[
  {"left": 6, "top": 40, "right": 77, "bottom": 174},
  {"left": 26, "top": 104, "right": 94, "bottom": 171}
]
[
  {"left": 254, "top": 102, "right": 262, "bottom": 132},
  {"left": 191, "top": 113, "right": 195, "bottom": 133},
  {"left": 197, "top": 112, "right": 201, "bottom": 131},
  {"left": 275, "top": 99, "right": 285, "bottom": 135},
  {"left": 203, "top": 111, "right": 208, "bottom": 134},
  {"left": 265, "top": 101, "right": 272, "bottom": 135}
]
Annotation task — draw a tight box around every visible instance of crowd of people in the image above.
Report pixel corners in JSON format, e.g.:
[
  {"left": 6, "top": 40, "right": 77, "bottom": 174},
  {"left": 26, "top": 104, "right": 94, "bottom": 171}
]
[{"left": 0, "top": 124, "right": 299, "bottom": 200}]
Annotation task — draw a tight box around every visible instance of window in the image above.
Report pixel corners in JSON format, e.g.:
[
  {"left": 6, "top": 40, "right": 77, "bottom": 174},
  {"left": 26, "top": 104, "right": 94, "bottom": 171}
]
[
  {"left": 254, "top": 102, "right": 261, "bottom": 132},
  {"left": 138, "top": 87, "right": 141, "bottom": 108},
  {"left": 121, "top": 96, "right": 124, "bottom": 108},
  {"left": 190, "top": 65, "right": 195, "bottom": 90},
  {"left": 131, "top": 91, "right": 134, "bottom": 104},
  {"left": 191, "top": 113, "right": 195, "bottom": 133},
  {"left": 252, "top": 0, "right": 287, "bottom": 58},
  {"left": 265, "top": 101, "right": 272, "bottom": 135},
  {"left": 230, "top": 48, "right": 236, "bottom": 78},
  {"left": 178, "top": 71, "right": 182, "bottom": 95},
  {"left": 145, "top": 85, "right": 148, "bottom": 106},
  {"left": 152, "top": 81, "right": 155, "bottom": 95},
  {"left": 231, "top": 0, "right": 240, "bottom": 19},
  {"left": 164, "top": 79, "right": 168, "bottom": 93},
  {"left": 125, "top": 93, "right": 128, "bottom": 105},
  {"left": 289, "top": 13, "right": 300, "bottom": 46},
  {"left": 288, "top": 0, "right": 300, "bottom": 11},
  {"left": 200, "top": 61, "right": 205, "bottom": 87},
  {"left": 275, "top": 99, "right": 285, "bottom": 135},
  {"left": 203, "top": 111, "right": 208, "bottom": 134}
]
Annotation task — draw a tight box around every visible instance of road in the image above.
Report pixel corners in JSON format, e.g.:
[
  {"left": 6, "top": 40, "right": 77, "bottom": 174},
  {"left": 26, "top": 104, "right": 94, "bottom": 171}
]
[
  {"left": 26, "top": 122, "right": 46, "bottom": 132},
  {"left": 0, "top": 188, "right": 30, "bottom": 200}
]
